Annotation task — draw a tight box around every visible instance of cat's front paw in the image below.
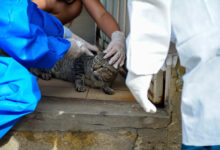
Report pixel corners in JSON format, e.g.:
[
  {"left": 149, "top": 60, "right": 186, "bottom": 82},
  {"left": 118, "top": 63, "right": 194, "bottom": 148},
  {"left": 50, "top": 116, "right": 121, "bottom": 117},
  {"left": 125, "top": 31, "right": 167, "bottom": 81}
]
[
  {"left": 102, "top": 87, "right": 114, "bottom": 95},
  {"left": 76, "top": 86, "right": 86, "bottom": 92}
]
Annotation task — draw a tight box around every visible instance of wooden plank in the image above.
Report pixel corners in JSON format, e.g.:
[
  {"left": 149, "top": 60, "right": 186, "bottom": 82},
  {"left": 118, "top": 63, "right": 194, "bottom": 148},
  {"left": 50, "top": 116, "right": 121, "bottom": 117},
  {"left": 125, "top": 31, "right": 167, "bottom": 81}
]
[
  {"left": 148, "top": 70, "right": 164, "bottom": 105},
  {"left": 38, "top": 74, "right": 134, "bottom": 102},
  {"left": 40, "top": 86, "right": 88, "bottom": 99},
  {"left": 14, "top": 97, "right": 170, "bottom": 132},
  {"left": 38, "top": 78, "right": 74, "bottom": 88},
  {"left": 87, "top": 88, "right": 135, "bottom": 102}
]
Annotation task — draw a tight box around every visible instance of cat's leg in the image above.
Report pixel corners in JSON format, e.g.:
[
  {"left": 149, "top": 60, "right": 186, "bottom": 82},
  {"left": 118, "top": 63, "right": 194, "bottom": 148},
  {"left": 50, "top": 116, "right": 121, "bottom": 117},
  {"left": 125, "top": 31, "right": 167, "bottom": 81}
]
[
  {"left": 75, "top": 75, "right": 86, "bottom": 92},
  {"left": 102, "top": 84, "right": 114, "bottom": 95},
  {"left": 30, "top": 68, "right": 52, "bottom": 80},
  {"left": 88, "top": 72, "right": 115, "bottom": 95},
  {"left": 73, "top": 57, "right": 87, "bottom": 92}
]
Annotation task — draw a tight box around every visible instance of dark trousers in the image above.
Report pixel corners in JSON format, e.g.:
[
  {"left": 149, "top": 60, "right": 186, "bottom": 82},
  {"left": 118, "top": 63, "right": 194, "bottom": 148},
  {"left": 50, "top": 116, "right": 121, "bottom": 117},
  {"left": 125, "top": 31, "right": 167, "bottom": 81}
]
[{"left": 182, "top": 144, "right": 220, "bottom": 150}]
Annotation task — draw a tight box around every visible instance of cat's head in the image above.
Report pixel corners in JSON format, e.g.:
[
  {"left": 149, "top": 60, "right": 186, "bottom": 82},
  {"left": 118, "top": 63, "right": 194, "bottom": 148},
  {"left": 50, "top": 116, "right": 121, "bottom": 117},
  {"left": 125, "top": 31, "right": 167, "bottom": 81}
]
[{"left": 92, "top": 52, "right": 118, "bottom": 82}]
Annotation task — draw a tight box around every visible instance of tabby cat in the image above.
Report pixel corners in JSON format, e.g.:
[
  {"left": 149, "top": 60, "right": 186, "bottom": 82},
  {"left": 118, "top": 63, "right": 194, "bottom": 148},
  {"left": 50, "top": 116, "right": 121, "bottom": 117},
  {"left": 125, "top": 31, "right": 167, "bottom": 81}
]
[
  {"left": 30, "top": 52, "right": 119, "bottom": 95},
  {"left": 0, "top": 47, "right": 119, "bottom": 94}
]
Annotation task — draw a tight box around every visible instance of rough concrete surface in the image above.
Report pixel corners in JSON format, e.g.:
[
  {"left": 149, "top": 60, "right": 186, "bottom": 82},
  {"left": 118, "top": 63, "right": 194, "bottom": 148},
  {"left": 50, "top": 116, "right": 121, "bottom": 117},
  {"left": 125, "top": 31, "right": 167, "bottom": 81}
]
[
  {"left": 1, "top": 130, "right": 137, "bottom": 150},
  {"left": 0, "top": 61, "right": 183, "bottom": 150}
]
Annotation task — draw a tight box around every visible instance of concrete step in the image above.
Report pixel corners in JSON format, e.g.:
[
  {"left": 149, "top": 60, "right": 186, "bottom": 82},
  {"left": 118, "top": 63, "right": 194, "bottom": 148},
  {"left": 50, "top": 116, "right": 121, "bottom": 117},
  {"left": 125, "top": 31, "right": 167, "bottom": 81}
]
[{"left": 14, "top": 96, "right": 171, "bottom": 132}]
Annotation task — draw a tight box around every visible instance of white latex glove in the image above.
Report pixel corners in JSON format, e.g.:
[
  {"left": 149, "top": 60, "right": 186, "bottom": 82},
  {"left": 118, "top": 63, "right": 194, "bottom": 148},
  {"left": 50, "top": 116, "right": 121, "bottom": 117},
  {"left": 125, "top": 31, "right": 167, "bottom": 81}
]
[
  {"left": 71, "top": 33, "right": 99, "bottom": 53},
  {"left": 103, "top": 31, "right": 126, "bottom": 69},
  {"left": 65, "top": 38, "right": 95, "bottom": 59},
  {"left": 64, "top": 26, "right": 99, "bottom": 59},
  {"left": 126, "top": 72, "right": 157, "bottom": 113}
]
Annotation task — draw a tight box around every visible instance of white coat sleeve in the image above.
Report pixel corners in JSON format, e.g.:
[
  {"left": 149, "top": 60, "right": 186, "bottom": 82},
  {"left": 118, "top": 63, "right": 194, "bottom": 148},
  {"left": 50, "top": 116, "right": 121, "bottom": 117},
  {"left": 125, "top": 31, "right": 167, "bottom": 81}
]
[
  {"left": 126, "top": 0, "right": 171, "bottom": 75},
  {"left": 126, "top": 0, "right": 171, "bottom": 113}
]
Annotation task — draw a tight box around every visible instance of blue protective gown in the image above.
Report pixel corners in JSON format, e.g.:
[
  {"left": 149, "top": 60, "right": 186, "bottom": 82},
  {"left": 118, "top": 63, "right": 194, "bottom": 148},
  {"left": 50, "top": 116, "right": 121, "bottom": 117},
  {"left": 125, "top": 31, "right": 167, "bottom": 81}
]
[{"left": 0, "top": 0, "right": 70, "bottom": 138}]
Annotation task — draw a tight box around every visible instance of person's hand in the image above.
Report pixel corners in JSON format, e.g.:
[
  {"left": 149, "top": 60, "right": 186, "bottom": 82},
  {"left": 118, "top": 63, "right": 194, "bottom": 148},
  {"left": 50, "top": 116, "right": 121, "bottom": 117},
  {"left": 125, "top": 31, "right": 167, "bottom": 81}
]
[
  {"left": 65, "top": 38, "right": 97, "bottom": 59},
  {"left": 64, "top": 27, "right": 99, "bottom": 59},
  {"left": 103, "top": 31, "right": 125, "bottom": 69},
  {"left": 126, "top": 72, "right": 157, "bottom": 113},
  {"left": 71, "top": 32, "right": 99, "bottom": 53}
]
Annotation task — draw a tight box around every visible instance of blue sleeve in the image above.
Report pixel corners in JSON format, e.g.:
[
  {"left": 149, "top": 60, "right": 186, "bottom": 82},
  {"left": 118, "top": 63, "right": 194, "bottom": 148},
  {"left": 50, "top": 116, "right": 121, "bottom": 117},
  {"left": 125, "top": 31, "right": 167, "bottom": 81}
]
[
  {"left": 0, "top": 0, "right": 71, "bottom": 69},
  {"left": 0, "top": 57, "right": 41, "bottom": 138}
]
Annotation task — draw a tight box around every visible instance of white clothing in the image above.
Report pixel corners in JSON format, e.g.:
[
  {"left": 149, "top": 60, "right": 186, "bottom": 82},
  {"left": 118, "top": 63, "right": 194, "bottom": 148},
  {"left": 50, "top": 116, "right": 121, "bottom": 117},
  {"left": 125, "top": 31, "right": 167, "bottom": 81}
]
[
  {"left": 127, "top": 0, "right": 171, "bottom": 75},
  {"left": 172, "top": 0, "right": 220, "bottom": 146},
  {"left": 127, "top": 0, "right": 220, "bottom": 146},
  {"left": 126, "top": 0, "right": 172, "bottom": 113}
]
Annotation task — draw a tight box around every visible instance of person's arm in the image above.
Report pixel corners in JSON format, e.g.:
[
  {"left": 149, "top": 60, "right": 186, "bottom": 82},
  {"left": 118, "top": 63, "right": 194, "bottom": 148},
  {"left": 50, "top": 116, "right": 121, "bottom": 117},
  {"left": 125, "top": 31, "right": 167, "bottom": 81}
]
[
  {"left": 82, "top": 0, "right": 125, "bottom": 68},
  {"left": 0, "top": 0, "right": 70, "bottom": 69},
  {"left": 82, "top": 0, "right": 119, "bottom": 38},
  {"left": 126, "top": 0, "right": 172, "bottom": 113}
]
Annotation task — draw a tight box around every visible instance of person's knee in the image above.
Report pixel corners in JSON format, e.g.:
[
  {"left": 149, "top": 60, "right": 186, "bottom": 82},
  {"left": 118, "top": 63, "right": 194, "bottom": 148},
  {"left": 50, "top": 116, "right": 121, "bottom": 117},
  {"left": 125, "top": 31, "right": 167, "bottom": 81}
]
[
  {"left": 12, "top": 77, "right": 40, "bottom": 114},
  {"left": 20, "top": 74, "right": 41, "bottom": 113},
  {"left": 0, "top": 57, "right": 41, "bottom": 114}
]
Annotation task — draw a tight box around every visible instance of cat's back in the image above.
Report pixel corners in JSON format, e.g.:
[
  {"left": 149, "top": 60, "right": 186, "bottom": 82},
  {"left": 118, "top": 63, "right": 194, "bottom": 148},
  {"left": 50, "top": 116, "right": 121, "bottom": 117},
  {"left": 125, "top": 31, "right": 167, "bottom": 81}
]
[
  {"left": 51, "top": 57, "right": 77, "bottom": 81},
  {"left": 51, "top": 54, "right": 93, "bottom": 81}
]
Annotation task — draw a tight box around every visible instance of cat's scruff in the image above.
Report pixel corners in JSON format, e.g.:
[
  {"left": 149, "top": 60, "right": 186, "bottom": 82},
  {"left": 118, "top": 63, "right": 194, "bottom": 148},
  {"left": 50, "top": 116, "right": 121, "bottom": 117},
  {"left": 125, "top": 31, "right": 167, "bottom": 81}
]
[{"left": 30, "top": 52, "right": 119, "bottom": 95}]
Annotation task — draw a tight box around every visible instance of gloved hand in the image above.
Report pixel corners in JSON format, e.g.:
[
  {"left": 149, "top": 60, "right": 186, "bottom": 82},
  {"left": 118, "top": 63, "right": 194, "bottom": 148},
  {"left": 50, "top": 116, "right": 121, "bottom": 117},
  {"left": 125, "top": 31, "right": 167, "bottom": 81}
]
[
  {"left": 71, "top": 32, "right": 99, "bottom": 53},
  {"left": 126, "top": 72, "right": 157, "bottom": 113},
  {"left": 64, "top": 38, "right": 95, "bottom": 59},
  {"left": 64, "top": 26, "right": 99, "bottom": 59},
  {"left": 103, "top": 31, "right": 126, "bottom": 69}
]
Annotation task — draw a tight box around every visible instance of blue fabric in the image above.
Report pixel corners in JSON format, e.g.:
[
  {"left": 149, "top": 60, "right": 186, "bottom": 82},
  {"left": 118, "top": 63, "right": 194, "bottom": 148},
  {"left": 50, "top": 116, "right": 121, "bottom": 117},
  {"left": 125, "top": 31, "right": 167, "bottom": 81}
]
[
  {"left": 0, "top": 0, "right": 71, "bottom": 138},
  {"left": 0, "top": 57, "right": 41, "bottom": 138},
  {"left": 182, "top": 144, "right": 220, "bottom": 150},
  {"left": 0, "top": 0, "right": 71, "bottom": 69}
]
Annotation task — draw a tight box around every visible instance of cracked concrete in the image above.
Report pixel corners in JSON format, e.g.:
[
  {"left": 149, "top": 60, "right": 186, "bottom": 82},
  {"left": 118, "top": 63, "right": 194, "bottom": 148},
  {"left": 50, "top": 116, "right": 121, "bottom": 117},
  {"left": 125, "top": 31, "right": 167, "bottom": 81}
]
[{"left": 131, "top": 129, "right": 139, "bottom": 150}]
